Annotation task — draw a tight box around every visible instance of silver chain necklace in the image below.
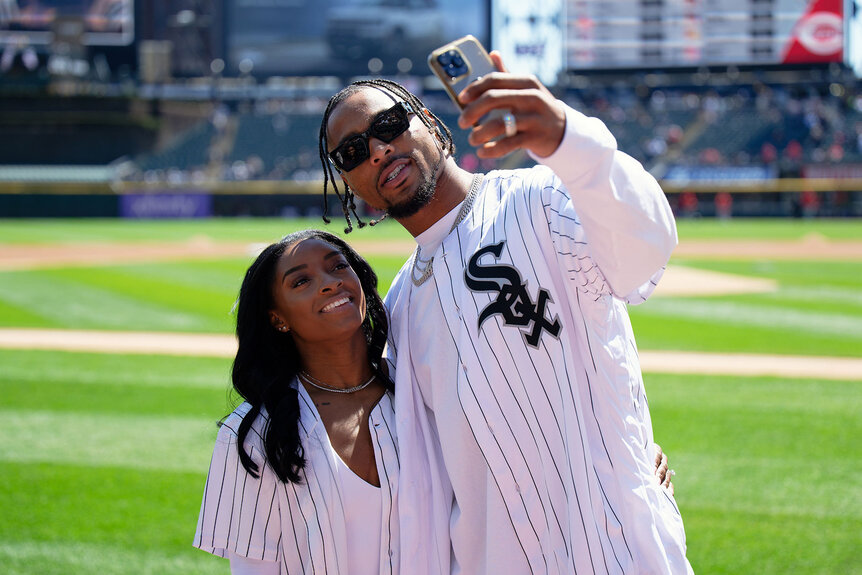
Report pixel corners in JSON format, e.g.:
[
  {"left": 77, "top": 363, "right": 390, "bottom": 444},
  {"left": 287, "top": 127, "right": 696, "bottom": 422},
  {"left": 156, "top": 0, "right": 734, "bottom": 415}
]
[
  {"left": 298, "top": 371, "right": 376, "bottom": 394},
  {"left": 411, "top": 173, "right": 484, "bottom": 287}
]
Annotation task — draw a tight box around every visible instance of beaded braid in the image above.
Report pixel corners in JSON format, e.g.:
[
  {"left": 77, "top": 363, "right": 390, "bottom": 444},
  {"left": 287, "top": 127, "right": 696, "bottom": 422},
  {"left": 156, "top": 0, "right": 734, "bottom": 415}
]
[{"left": 318, "top": 79, "right": 456, "bottom": 233}]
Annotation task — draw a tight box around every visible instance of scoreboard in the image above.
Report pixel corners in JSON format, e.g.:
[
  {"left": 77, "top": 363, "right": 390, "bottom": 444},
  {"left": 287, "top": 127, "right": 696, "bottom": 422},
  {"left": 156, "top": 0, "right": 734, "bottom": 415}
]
[{"left": 566, "top": 0, "right": 845, "bottom": 70}]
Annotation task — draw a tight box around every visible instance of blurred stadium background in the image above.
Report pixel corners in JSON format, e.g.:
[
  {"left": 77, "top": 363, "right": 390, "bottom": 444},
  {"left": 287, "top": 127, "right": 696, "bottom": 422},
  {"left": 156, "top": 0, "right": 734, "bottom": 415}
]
[
  {"left": 1, "top": 1, "right": 861, "bottom": 574},
  {"left": 0, "top": 0, "right": 860, "bottom": 218}
]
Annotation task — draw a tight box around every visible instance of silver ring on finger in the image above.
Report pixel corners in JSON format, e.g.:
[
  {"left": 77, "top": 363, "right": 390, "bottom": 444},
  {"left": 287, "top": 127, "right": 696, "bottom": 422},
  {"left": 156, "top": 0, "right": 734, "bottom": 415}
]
[{"left": 502, "top": 112, "right": 517, "bottom": 137}]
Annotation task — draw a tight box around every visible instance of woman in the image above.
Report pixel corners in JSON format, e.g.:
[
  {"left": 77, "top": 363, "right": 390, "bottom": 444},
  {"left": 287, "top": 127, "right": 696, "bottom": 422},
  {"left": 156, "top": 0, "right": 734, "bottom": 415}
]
[{"left": 193, "top": 229, "right": 398, "bottom": 575}]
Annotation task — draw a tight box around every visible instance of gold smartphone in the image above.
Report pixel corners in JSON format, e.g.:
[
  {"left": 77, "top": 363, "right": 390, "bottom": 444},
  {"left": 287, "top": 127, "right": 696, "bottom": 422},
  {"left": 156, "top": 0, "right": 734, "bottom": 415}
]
[
  {"left": 428, "top": 35, "right": 508, "bottom": 135},
  {"left": 428, "top": 35, "right": 500, "bottom": 110}
]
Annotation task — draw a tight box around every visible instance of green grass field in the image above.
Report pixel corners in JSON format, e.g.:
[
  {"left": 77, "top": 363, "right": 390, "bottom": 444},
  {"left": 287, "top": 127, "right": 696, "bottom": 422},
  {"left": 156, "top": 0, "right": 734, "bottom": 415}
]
[{"left": 1, "top": 218, "right": 860, "bottom": 574}]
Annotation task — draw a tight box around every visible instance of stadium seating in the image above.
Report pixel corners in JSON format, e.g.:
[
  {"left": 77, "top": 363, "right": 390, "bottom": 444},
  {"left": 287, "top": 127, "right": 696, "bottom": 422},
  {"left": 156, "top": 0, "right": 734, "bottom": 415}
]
[
  {"left": 115, "top": 78, "right": 860, "bottom": 188},
  {"left": 135, "top": 120, "right": 215, "bottom": 173}
]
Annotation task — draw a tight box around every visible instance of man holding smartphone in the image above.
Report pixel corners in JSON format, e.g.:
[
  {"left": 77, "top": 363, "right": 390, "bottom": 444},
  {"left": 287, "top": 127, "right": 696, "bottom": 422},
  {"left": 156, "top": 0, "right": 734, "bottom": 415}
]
[{"left": 318, "top": 50, "right": 692, "bottom": 575}]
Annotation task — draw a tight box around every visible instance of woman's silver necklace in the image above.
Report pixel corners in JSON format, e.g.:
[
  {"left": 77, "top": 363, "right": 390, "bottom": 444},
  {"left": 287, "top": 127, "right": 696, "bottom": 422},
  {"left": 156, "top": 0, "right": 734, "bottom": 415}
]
[
  {"left": 411, "top": 173, "right": 484, "bottom": 287},
  {"left": 298, "top": 370, "right": 376, "bottom": 394}
]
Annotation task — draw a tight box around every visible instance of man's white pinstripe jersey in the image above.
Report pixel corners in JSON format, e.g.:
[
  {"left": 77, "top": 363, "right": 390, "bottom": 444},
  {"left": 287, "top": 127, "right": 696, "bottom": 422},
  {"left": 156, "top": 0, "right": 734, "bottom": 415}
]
[
  {"left": 386, "top": 104, "right": 693, "bottom": 574},
  {"left": 193, "top": 381, "right": 400, "bottom": 574}
]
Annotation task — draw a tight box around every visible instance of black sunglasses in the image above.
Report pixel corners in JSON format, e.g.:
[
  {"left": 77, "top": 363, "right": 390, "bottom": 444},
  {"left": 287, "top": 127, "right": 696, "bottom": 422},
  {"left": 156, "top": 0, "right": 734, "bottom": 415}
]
[{"left": 329, "top": 101, "right": 416, "bottom": 172}]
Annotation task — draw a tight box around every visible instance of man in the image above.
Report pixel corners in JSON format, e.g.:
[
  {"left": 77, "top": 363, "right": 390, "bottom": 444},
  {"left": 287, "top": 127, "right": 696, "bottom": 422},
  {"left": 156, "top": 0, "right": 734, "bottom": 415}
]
[{"left": 318, "top": 53, "right": 692, "bottom": 574}]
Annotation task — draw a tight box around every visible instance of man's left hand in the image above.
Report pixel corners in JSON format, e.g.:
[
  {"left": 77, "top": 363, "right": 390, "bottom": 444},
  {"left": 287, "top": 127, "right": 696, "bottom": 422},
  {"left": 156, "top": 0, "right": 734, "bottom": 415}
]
[
  {"left": 457, "top": 51, "right": 566, "bottom": 159},
  {"left": 654, "top": 443, "right": 675, "bottom": 496}
]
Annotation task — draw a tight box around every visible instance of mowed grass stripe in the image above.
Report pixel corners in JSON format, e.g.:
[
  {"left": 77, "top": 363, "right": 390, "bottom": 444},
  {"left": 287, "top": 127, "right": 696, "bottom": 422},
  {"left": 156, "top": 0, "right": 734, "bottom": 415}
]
[
  {"left": 4, "top": 378, "right": 232, "bottom": 418},
  {"left": 646, "top": 373, "right": 862, "bottom": 573},
  {"left": 0, "top": 349, "right": 232, "bottom": 390},
  {"left": 0, "top": 541, "right": 223, "bottom": 575},
  {"left": 1, "top": 350, "right": 234, "bottom": 417},
  {"left": 48, "top": 266, "right": 238, "bottom": 330},
  {"left": 631, "top": 310, "right": 862, "bottom": 357},
  {"left": 0, "top": 254, "right": 407, "bottom": 334},
  {"left": 660, "top": 259, "right": 862, "bottom": 318},
  {"left": 673, "top": 454, "right": 862, "bottom": 519},
  {"left": 0, "top": 462, "right": 221, "bottom": 573},
  {"left": 637, "top": 298, "right": 862, "bottom": 338},
  {"left": 0, "top": 269, "right": 233, "bottom": 332},
  {"left": 673, "top": 259, "right": 862, "bottom": 293},
  {"left": 0, "top": 298, "right": 52, "bottom": 327},
  {"left": 631, "top": 259, "right": 862, "bottom": 356},
  {"left": 0, "top": 409, "right": 218, "bottom": 473},
  {"left": 650, "top": 374, "right": 861, "bottom": 471},
  {"left": 674, "top": 218, "right": 862, "bottom": 241},
  {"left": 770, "top": 284, "right": 862, "bottom": 310},
  {"left": 683, "top": 509, "right": 861, "bottom": 574},
  {"left": 0, "top": 217, "right": 318, "bottom": 243},
  {"left": 1, "top": 218, "right": 859, "bottom": 243},
  {"left": 104, "top": 259, "right": 251, "bottom": 294},
  {"left": 0, "top": 217, "right": 414, "bottom": 244}
]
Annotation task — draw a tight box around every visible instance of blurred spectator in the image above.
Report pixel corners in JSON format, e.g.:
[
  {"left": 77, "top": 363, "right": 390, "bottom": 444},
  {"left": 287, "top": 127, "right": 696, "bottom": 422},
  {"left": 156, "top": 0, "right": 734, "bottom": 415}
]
[
  {"left": 679, "top": 191, "right": 699, "bottom": 218},
  {"left": 714, "top": 192, "right": 733, "bottom": 220},
  {"left": 798, "top": 190, "right": 820, "bottom": 218},
  {"left": 760, "top": 142, "right": 778, "bottom": 164}
]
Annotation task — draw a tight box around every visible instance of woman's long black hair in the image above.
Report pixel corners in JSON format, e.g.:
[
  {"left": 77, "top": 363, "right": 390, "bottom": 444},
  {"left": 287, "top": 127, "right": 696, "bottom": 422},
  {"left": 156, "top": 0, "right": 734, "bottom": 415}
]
[
  {"left": 318, "top": 78, "right": 456, "bottom": 233},
  {"left": 231, "top": 229, "right": 392, "bottom": 483}
]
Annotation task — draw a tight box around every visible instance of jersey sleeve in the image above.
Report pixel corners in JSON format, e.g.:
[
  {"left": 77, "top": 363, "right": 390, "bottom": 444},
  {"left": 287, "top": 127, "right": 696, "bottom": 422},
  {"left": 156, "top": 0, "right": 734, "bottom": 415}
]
[
  {"left": 534, "top": 104, "right": 677, "bottom": 302},
  {"left": 538, "top": 173, "right": 613, "bottom": 299},
  {"left": 193, "top": 410, "right": 282, "bottom": 562}
]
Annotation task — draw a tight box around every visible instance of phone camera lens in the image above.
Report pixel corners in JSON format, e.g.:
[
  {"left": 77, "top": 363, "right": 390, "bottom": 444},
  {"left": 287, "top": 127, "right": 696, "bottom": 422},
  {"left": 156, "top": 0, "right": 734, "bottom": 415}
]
[
  {"left": 438, "top": 49, "right": 466, "bottom": 79},
  {"left": 437, "top": 51, "right": 453, "bottom": 66}
]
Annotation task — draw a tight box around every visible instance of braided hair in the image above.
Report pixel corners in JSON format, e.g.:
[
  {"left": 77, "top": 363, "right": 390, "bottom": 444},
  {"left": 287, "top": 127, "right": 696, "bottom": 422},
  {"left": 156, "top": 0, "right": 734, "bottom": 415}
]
[{"left": 318, "top": 79, "right": 456, "bottom": 233}]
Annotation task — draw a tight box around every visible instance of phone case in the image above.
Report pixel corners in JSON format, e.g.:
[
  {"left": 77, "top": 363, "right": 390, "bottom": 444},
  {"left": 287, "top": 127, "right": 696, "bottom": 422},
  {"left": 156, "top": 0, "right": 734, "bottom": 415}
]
[{"left": 428, "top": 35, "right": 499, "bottom": 110}]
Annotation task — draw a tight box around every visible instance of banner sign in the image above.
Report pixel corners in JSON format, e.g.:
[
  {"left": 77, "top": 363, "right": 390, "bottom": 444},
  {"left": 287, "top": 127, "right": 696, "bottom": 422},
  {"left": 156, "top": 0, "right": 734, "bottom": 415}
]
[
  {"left": 120, "top": 193, "right": 212, "bottom": 219},
  {"left": 663, "top": 165, "right": 777, "bottom": 184},
  {"left": 803, "top": 164, "right": 862, "bottom": 179}
]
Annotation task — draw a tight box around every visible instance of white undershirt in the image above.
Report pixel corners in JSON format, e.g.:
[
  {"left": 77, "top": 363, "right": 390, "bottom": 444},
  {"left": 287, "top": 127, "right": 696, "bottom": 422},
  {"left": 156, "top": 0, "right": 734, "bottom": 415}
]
[
  {"left": 411, "top": 201, "right": 461, "bottom": 295},
  {"left": 333, "top": 448, "right": 383, "bottom": 575}
]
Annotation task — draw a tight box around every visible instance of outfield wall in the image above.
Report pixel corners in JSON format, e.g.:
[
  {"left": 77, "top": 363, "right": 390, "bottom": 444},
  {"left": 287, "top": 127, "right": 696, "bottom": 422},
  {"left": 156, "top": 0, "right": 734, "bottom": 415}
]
[{"left": 0, "top": 179, "right": 860, "bottom": 218}]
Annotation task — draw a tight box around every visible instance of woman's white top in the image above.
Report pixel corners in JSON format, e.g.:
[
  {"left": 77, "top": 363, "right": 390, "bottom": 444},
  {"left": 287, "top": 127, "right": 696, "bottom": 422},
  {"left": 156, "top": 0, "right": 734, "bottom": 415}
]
[
  {"left": 333, "top": 446, "right": 383, "bottom": 575},
  {"left": 194, "top": 380, "right": 399, "bottom": 575}
]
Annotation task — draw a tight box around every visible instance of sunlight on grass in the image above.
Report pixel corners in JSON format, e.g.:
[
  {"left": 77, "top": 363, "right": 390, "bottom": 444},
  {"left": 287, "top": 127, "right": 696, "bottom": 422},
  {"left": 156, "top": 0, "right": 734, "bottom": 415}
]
[
  {"left": 1, "top": 218, "right": 860, "bottom": 574},
  {"left": 0, "top": 541, "right": 224, "bottom": 575},
  {"left": 0, "top": 410, "right": 216, "bottom": 473}
]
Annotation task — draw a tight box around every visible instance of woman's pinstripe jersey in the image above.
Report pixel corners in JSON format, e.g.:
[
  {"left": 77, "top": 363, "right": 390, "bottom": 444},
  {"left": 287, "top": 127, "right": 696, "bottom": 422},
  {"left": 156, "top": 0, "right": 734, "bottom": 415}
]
[
  {"left": 194, "top": 381, "right": 400, "bottom": 574},
  {"left": 387, "top": 105, "right": 692, "bottom": 574}
]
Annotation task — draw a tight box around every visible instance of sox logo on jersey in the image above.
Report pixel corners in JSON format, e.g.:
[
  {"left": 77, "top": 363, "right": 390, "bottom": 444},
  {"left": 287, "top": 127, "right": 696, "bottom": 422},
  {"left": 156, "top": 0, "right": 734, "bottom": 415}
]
[{"left": 464, "top": 240, "right": 561, "bottom": 347}]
